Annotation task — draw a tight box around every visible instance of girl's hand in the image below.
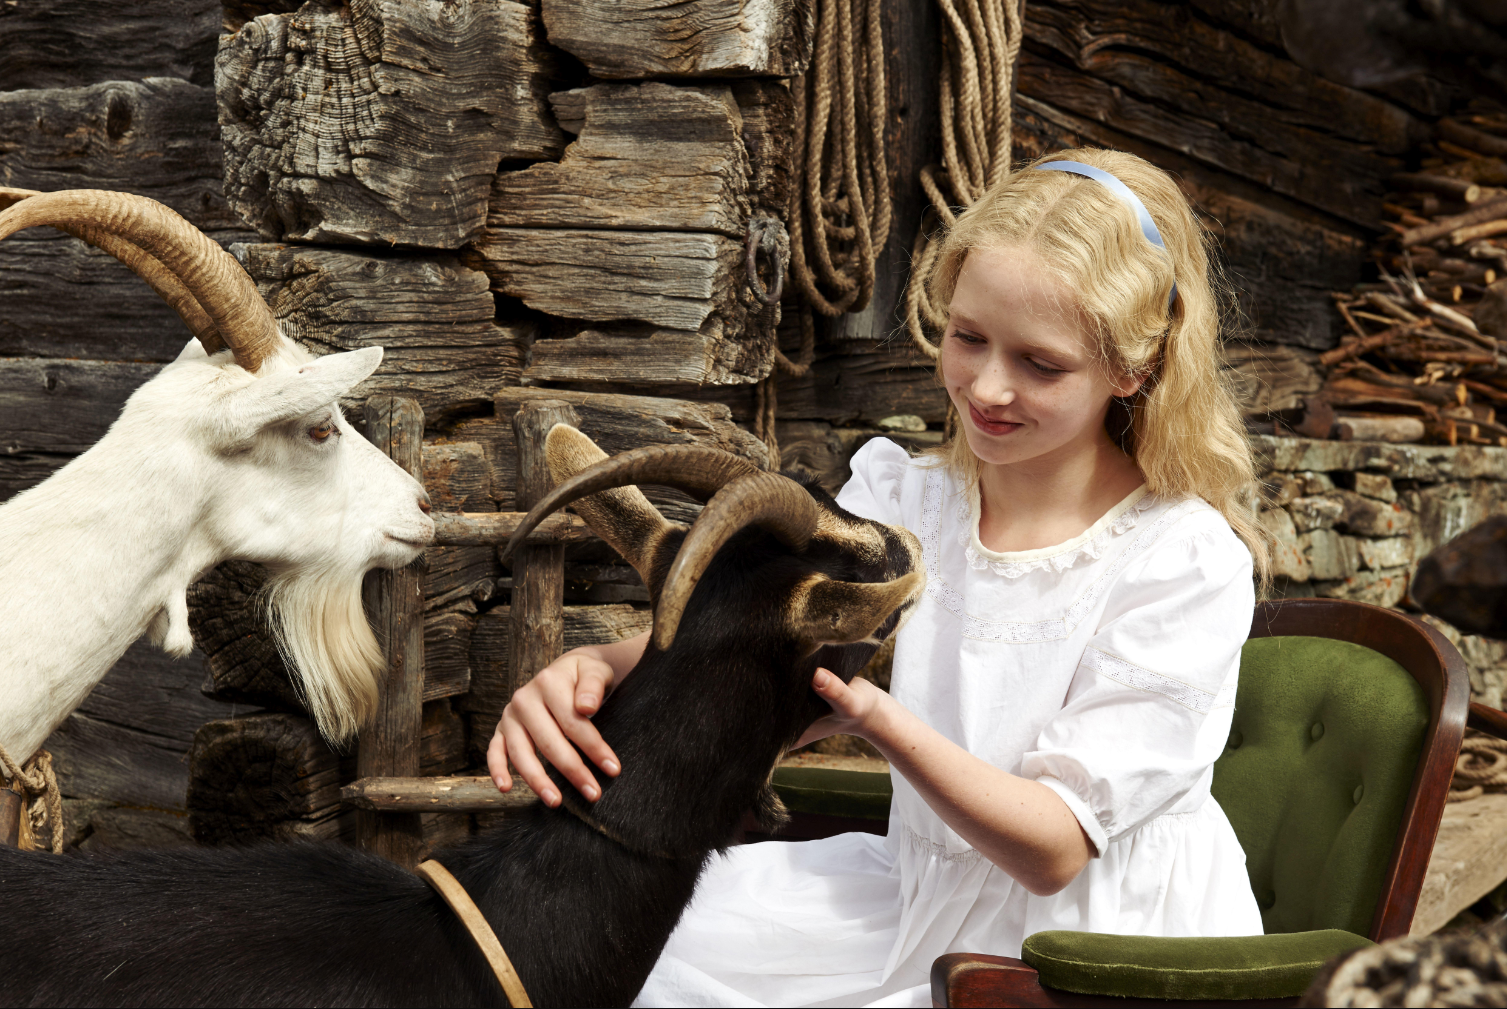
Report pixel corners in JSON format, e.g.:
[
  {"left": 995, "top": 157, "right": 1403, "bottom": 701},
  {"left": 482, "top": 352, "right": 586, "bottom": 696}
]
[
  {"left": 794, "top": 668, "right": 891, "bottom": 748},
  {"left": 486, "top": 651, "right": 621, "bottom": 808}
]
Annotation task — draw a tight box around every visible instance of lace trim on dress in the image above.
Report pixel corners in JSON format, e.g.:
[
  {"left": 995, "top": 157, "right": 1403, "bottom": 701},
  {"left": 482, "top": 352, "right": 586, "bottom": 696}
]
[
  {"left": 1081, "top": 647, "right": 1215, "bottom": 714},
  {"left": 902, "top": 825, "right": 981, "bottom": 865},
  {"left": 959, "top": 486, "right": 1157, "bottom": 578},
  {"left": 920, "top": 469, "right": 1204, "bottom": 644}
]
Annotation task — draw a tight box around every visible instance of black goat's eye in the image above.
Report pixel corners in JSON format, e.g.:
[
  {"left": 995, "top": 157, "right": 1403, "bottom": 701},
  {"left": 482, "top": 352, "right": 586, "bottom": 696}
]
[{"left": 309, "top": 421, "right": 335, "bottom": 443}]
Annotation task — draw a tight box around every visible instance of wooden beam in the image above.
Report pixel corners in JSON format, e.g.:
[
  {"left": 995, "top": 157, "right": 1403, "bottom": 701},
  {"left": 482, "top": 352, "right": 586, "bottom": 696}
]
[
  {"left": 507, "top": 401, "right": 578, "bottom": 706},
  {"left": 356, "top": 396, "right": 427, "bottom": 866},
  {"left": 431, "top": 512, "right": 593, "bottom": 547},
  {"left": 344, "top": 776, "right": 538, "bottom": 813}
]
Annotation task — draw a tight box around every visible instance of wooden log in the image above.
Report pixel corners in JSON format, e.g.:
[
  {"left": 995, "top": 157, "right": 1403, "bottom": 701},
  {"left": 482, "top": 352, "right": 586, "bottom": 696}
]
[
  {"left": 357, "top": 396, "right": 426, "bottom": 865},
  {"left": 0, "top": 359, "right": 160, "bottom": 457},
  {"left": 422, "top": 609, "right": 473, "bottom": 702},
  {"left": 1221, "top": 342, "right": 1324, "bottom": 417},
  {"left": 432, "top": 512, "right": 594, "bottom": 548},
  {"left": 1451, "top": 220, "right": 1507, "bottom": 246},
  {"left": 343, "top": 775, "right": 537, "bottom": 812},
  {"left": 234, "top": 244, "right": 528, "bottom": 420},
  {"left": 217, "top": 0, "right": 562, "bottom": 248},
  {"left": 0, "top": 79, "right": 254, "bottom": 361},
  {"left": 1412, "top": 791, "right": 1507, "bottom": 936},
  {"left": 508, "top": 402, "right": 577, "bottom": 704},
  {"left": 732, "top": 80, "right": 798, "bottom": 220},
  {"left": 423, "top": 545, "right": 504, "bottom": 613},
  {"left": 540, "top": 0, "right": 815, "bottom": 79},
  {"left": 471, "top": 226, "right": 745, "bottom": 335},
  {"left": 188, "top": 703, "right": 465, "bottom": 845},
  {"left": 527, "top": 324, "right": 773, "bottom": 386},
  {"left": 1400, "top": 196, "right": 1507, "bottom": 246},
  {"left": 0, "top": 0, "right": 219, "bottom": 90},
  {"left": 1335, "top": 415, "right": 1427, "bottom": 443},
  {"left": 1439, "top": 119, "right": 1507, "bottom": 160},
  {"left": 460, "top": 604, "right": 654, "bottom": 762},
  {"left": 1391, "top": 173, "right": 1482, "bottom": 204},
  {"left": 491, "top": 83, "right": 752, "bottom": 237}
]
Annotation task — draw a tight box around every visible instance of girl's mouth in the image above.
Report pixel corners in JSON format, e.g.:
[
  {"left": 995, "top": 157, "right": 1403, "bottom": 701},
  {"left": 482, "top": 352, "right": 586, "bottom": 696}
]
[{"left": 968, "top": 400, "right": 1023, "bottom": 436}]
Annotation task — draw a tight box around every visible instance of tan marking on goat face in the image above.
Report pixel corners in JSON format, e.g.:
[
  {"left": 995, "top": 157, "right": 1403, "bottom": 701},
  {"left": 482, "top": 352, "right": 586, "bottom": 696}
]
[
  {"left": 812, "top": 509, "right": 888, "bottom": 567},
  {"left": 785, "top": 570, "right": 926, "bottom": 653}
]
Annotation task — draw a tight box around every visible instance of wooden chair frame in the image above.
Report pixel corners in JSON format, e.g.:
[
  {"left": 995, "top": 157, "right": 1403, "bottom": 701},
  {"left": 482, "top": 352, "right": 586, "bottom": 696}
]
[{"left": 932, "top": 597, "right": 1477, "bottom": 1008}]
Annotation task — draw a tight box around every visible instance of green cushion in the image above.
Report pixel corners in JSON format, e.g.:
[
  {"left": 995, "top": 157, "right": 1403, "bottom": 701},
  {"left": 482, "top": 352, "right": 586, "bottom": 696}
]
[
  {"left": 771, "top": 767, "right": 892, "bottom": 820},
  {"left": 1213, "top": 636, "right": 1428, "bottom": 937},
  {"left": 1021, "top": 929, "right": 1374, "bottom": 1000}
]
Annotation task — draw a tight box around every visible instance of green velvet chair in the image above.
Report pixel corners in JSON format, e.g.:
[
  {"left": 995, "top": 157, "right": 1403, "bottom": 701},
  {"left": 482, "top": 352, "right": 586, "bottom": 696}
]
[{"left": 929, "top": 597, "right": 1491, "bottom": 1007}]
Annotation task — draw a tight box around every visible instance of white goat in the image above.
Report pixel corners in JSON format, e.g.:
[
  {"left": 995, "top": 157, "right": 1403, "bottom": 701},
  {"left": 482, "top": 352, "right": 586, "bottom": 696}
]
[{"left": 0, "top": 188, "right": 434, "bottom": 762}]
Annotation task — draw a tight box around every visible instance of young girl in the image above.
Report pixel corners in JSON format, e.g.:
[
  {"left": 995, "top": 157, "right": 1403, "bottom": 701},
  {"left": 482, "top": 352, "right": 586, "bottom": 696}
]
[{"left": 488, "top": 147, "right": 1271, "bottom": 1008}]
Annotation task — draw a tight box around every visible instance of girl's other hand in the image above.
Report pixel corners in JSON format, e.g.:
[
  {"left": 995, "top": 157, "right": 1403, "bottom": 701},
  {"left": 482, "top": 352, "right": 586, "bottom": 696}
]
[
  {"left": 486, "top": 652, "right": 621, "bottom": 808},
  {"left": 795, "top": 669, "right": 891, "bottom": 748}
]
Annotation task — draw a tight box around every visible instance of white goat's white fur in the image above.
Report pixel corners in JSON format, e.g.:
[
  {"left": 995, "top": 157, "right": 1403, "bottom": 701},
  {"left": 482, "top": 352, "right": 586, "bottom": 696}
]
[{"left": 0, "top": 337, "right": 433, "bottom": 759}]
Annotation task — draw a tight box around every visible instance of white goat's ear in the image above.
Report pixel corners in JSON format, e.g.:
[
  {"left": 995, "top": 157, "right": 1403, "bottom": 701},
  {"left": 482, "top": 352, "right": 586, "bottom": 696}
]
[
  {"left": 221, "top": 346, "right": 383, "bottom": 436},
  {"left": 789, "top": 571, "right": 924, "bottom": 651}
]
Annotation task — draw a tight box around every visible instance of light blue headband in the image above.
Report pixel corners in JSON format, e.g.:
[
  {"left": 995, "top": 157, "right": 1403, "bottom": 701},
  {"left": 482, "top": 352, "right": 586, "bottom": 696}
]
[{"left": 1035, "top": 160, "right": 1178, "bottom": 310}]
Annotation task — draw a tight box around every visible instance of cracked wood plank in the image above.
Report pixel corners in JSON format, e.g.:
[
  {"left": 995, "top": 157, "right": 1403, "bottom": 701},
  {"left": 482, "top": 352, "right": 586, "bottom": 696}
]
[
  {"left": 542, "top": 0, "right": 815, "bottom": 78},
  {"left": 217, "top": 0, "right": 563, "bottom": 248}
]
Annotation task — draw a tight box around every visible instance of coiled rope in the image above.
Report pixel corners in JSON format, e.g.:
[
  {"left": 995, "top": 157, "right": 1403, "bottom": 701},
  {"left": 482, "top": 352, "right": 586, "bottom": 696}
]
[
  {"left": 757, "top": 0, "right": 890, "bottom": 461},
  {"left": 0, "top": 743, "right": 63, "bottom": 853},
  {"left": 904, "top": 0, "right": 1024, "bottom": 360},
  {"left": 1449, "top": 729, "right": 1507, "bottom": 802}
]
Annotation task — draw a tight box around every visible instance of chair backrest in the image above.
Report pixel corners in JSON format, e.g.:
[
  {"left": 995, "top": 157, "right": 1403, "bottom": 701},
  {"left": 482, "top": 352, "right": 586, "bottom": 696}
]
[{"left": 1210, "top": 599, "right": 1468, "bottom": 941}]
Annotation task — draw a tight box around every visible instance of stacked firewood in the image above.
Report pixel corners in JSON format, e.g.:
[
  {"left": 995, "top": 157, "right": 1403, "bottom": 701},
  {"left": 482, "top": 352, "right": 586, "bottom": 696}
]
[{"left": 1307, "top": 112, "right": 1507, "bottom": 447}]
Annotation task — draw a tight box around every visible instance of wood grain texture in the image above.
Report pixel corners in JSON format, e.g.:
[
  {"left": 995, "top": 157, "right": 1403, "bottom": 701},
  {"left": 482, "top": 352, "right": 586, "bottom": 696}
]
[
  {"left": 541, "top": 0, "right": 815, "bottom": 78},
  {"left": 0, "top": 0, "right": 219, "bottom": 90},
  {"left": 472, "top": 227, "right": 743, "bottom": 333},
  {"left": 357, "top": 396, "right": 427, "bottom": 864},
  {"left": 432, "top": 512, "right": 594, "bottom": 547},
  {"left": 217, "top": 0, "right": 562, "bottom": 248},
  {"left": 0, "top": 359, "right": 161, "bottom": 456},
  {"left": 0, "top": 79, "right": 254, "bottom": 360},
  {"left": 492, "top": 83, "right": 752, "bottom": 236},
  {"left": 343, "top": 775, "right": 537, "bottom": 812},
  {"left": 507, "top": 401, "right": 576, "bottom": 699},
  {"left": 1016, "top": 35, "right": 1405, "bottom": 228},
  {"left": 1010, "top": 91, "right": 1368, "bottom": 350},
  {"left": 235, "top": 243, "right": 528, "bottom": 418}
]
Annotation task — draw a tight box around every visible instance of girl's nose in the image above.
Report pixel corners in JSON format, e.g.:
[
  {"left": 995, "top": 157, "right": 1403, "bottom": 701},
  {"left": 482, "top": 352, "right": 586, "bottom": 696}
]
[{"left": 971, "top": 361, "right": 1017, "bottom": 408}]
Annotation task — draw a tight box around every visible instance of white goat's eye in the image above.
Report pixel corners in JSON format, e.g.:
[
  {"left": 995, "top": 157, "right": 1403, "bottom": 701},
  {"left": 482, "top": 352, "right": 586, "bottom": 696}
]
[{"left": 309, "top": 421, "right": 335, "bottom": 443}]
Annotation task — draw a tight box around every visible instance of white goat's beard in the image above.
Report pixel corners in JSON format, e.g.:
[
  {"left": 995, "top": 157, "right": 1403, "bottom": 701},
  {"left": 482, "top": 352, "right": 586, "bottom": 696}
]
[{"left": 262, "top": 566, "right": 384, "bottom": 744}]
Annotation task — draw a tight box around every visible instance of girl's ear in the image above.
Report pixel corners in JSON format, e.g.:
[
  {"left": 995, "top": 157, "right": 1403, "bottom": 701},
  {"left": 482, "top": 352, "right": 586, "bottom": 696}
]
[{"left": 1109, "top": 371, "right": 1147, "bottom": 398}]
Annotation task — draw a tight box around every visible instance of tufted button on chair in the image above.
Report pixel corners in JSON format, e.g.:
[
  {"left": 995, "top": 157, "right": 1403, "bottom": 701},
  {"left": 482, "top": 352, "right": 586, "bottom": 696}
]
[{"left": 930, "top": 597, "right": 1507, "bottom": 1007}]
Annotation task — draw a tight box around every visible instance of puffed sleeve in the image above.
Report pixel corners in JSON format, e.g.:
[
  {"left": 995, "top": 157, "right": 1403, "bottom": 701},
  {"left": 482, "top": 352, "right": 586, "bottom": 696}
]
[
  {"left": 1020, "top": 514, "right": 1254, "bottom": 855},
  {"left": 834, "top": 437, "right": 910, "bottom": 526}
]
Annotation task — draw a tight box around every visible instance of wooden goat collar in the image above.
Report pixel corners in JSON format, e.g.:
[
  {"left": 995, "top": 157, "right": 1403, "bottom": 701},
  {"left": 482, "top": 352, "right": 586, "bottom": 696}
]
[{"left": 415, "top": 860, "right": 533, "bottom": 1008}]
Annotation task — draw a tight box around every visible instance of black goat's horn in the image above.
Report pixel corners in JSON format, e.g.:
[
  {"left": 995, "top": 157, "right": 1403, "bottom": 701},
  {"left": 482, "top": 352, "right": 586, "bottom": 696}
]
[
  {"left": 653, "top": 472, "right": 819, "bottom": 651},
  {"left": 501, "top": 443, "right": 762, "bottom": 564}
]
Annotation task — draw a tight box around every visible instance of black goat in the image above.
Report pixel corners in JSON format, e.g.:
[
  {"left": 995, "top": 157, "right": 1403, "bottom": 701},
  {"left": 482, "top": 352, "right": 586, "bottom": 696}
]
[{"left": 0, "top": 425, "right": 923, "bottom": 1008}]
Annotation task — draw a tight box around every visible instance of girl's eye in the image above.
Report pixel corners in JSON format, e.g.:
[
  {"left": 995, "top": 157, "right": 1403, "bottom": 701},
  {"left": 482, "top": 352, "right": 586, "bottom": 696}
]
[
  {"left": 950, "top": 329, "right": 986, "bottom": 346},
  {"left": 309, "top": 421, "right": 336, "bottom": 443},
  {"left": 1027, "top": 359, "right": 1065, "bottom": 376}
]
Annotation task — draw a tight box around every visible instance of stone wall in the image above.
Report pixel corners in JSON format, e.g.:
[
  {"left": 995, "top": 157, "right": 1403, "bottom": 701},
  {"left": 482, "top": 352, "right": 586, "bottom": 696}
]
[{"left": 1257, "top": 435, "right": 1507, "bottom": 707}]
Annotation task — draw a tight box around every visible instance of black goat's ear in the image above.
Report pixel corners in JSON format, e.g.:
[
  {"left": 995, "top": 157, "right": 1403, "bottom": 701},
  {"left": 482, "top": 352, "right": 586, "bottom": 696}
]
[
  {"left": 788, "top": 571, "right": 924, "bottom": 650},
  {"left": 544, "top": 425, "right": 674, "bottom": 590}
]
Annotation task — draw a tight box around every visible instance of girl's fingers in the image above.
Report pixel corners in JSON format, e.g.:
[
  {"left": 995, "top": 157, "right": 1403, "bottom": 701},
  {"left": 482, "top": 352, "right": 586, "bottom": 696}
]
[
  {"left": 486, "top": 726, "right": 513, "bottom": 792},
  {"left": 500, "top": 719, "right": 559, "bottom": 807},
  {"left": 574, "top": 659, "right": 616, "bottom": 717},
  {"left": 511, "top": 690, "right": 603, "bottom": 803},
  {"left": 812, "top": 668, "right": 860, "bottom": 718}
]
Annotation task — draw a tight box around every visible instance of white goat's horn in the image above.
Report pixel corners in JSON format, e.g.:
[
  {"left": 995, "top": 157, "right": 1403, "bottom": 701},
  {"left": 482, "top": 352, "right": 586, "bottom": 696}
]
[
  {"left": 0, "top": 188, "right": 277, "bottom": 371},
  {"left": 653, "top": 472, "right": 819, "bottom": 651}
]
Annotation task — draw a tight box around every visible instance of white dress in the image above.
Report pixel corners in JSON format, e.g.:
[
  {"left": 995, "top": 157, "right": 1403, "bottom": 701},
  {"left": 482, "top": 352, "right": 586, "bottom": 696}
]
[{"left": 634, "top": 439, "right": 1264, "bottom": 1008}]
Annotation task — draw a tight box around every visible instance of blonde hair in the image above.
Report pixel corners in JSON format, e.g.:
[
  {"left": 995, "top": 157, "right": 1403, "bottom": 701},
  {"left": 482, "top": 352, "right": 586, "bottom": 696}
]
[{"left": 927, "top": 147, "right": 1270, "bottom": 588}]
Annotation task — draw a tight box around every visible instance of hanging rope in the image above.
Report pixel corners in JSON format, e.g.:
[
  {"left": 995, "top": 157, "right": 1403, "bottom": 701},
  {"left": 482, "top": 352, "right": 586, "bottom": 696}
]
[
  {"left": 757, "top": 0, "right": 890, "bottom": 465},
  {"left": 904, "top": 0, "right": 1025, "bottom": 360},
  {"left": 1449, "top": 730, "right": 1507, "bottom": 802},
  {"left": 0, "top": 744, "right": 63, "bottom": 853}
]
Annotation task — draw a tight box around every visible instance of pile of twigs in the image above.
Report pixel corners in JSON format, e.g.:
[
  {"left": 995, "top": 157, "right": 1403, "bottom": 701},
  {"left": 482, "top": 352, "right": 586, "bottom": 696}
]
[{"left": 1309, "top": 112, "right": 1507, "bottom": 447}]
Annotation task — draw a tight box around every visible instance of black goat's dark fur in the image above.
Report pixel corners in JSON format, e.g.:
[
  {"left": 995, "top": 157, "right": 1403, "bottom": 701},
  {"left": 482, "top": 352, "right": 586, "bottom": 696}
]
[{"left": 0, "top": 478, "right": 921, "bottom": 1008}]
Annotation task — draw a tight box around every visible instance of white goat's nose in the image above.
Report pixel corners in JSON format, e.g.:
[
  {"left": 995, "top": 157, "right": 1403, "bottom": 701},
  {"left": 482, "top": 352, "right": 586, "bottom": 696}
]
[{"left": 417, "top": 492, "right": 432, "bottom": 515}]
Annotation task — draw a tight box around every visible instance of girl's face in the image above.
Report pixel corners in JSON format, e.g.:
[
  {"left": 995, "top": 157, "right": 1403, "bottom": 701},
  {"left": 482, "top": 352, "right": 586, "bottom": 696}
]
[{"left": 940, "top": 246, "right": 1142, "bottom": 469}]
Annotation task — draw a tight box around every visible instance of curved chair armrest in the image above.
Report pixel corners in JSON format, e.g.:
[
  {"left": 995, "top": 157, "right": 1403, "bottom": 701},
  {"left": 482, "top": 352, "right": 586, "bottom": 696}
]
[
  {"left": 931, "top": 929, "right": 1373, "bottom": 1008},
  {"left": 1468, "top": 701, "right": 1507, "bottom": 741}
]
